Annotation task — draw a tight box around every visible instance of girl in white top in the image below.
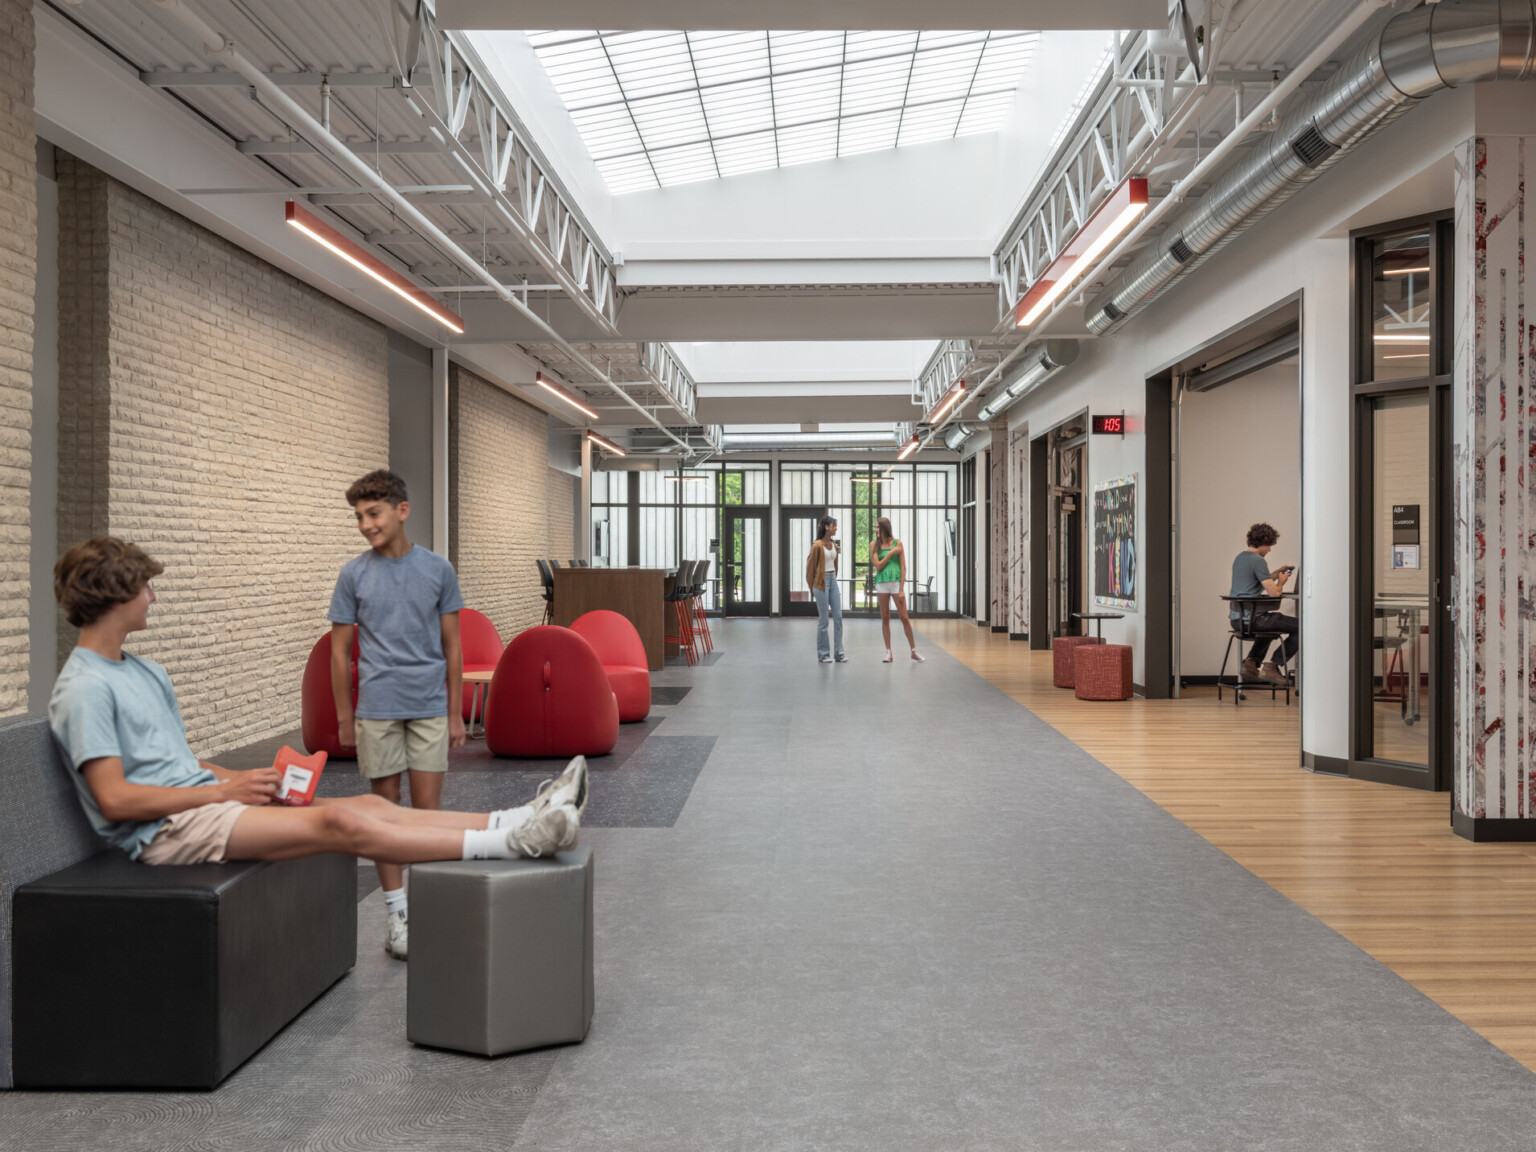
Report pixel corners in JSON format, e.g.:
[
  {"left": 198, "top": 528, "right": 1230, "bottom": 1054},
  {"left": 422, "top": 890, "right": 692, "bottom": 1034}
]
[{"left": 805, "top": 515, "right": 847, "bottom": 663}]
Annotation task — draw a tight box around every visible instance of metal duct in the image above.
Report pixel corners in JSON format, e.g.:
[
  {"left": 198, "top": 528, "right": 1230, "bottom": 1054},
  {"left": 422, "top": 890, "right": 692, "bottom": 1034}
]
[
  {"left": 943, "top": 423, "right": 977, "bottom": 452},
  {"left": 974, "top": 339, "right": 1080, "bottom": 421},
  {"left": 719, "top": 431, "right": 905, "bottom": 453},
  {"left": 1085, "top": 0, "right": 1536, "bottom": 336}
]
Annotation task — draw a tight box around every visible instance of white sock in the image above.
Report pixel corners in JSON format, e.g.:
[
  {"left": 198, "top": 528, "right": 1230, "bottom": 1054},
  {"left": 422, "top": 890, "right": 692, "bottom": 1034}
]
[
  {"left": 383, "top": 888, "right": 407, "bottom": 917},
  {"left": 487, "top": 804, "right": 534, "bottom": 830},
  {"left": 462, "top": 827, "right": 515, "bottom": 860}
]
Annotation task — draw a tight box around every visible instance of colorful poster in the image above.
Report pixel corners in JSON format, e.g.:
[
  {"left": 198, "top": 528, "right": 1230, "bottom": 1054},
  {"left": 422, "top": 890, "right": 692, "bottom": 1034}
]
[{"left": 1093, "top": 475, "right": 1137, "bottom": 610}]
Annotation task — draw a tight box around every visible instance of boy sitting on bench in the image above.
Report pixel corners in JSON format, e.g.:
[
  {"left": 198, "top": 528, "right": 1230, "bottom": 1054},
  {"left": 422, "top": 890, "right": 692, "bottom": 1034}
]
[{"left": 48, "top": 536, "right": 586, "bottom": 869}]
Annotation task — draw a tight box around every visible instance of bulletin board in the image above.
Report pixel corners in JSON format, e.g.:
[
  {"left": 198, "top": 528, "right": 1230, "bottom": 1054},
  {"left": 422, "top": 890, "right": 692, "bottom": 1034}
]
[{"left": 1093, "top": 474, "right": 1137, "bottom": 610}]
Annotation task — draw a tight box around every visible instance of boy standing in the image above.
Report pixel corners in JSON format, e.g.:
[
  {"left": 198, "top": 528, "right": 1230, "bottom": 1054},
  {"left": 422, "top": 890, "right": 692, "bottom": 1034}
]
[{"left": 330, "top": 470, "right": 465, "bottom": 960}]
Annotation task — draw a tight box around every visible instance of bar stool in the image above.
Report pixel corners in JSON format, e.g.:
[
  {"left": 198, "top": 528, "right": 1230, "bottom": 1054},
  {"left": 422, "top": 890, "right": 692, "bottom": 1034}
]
[
  {"left": 664, "top": 560, "right": 699, "bottom": 665},
  {"left": 1218, "top": 596, "right": 1291, "bottom": 706},
  {"left": 536, "top": 559, "right": 555, "bottom": 626},
  {"left": 689, "top": 558, "right": 713, "bottom": 654}
]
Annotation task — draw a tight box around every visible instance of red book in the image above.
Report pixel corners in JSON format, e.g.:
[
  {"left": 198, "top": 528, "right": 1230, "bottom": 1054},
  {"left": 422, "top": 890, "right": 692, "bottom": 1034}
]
[{"left": 273, "top": 745, "right": 327, "bottom": 806}]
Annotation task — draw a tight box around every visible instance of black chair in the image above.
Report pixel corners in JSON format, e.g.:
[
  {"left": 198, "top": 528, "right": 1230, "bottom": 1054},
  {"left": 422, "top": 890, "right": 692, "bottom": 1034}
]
[
  {"left": 1217, "top": 596, "right": 1292, "bottom": 706},
  {"left": 665, "top": 560, "right": 699, "bottom": 665},
  {"left": 536, "top": 559, "right": 555, "bottom": 625},
  {"left": 550, "top": 559, "right": 562, "bottom": 569},
  {"left": 912, "top": 576, "right": 937, "bottom": 613},
  {"left": 688, "top": 558, "right": 713, "bottom": 653}
]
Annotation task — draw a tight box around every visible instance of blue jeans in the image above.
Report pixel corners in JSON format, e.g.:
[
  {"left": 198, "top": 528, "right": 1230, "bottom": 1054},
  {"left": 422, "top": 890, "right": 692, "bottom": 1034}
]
[{"left": 813, "top": 581, "right": 844, "bottom": 659}]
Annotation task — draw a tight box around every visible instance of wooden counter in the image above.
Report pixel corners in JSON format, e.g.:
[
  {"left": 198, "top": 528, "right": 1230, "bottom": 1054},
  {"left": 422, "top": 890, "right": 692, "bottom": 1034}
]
[{"left": 552, "top": 567, "right": 672, "bottom": 670}]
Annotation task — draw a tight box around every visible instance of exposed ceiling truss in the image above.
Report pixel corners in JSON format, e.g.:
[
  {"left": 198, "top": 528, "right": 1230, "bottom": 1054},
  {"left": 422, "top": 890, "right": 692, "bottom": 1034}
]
[
  {"left": 991, "top": 0, "right": 1349, "bottom": 329},
  {"left": 515, "top": 339, "right": 699, "bottom": 426}
]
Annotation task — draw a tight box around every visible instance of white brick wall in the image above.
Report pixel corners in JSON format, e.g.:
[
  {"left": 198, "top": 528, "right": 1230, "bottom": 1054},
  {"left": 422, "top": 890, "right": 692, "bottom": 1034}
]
[
  {"left": 56, "top": 157, "right": 389, "bottom": 755},
  {"left": 449, "top": 365, "right": 577, "bottom": 641},
  {"left": 0, "top": 0, "right": 35, "bottom": 716}
]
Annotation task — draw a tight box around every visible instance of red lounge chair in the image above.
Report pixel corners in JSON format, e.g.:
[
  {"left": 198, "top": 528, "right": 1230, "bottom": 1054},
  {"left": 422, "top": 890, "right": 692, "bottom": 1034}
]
[
  {"left": 300, "top": 627, "right": 358, "bottom": 760},
  {"left": 570, "top": 609, "right": 651, "bottom": 723},
  {"left": 459, "top": 608, "right": 505, "bottom": 721},
  {"left": 484, "top": 626, "right": 619, "bottom": 758}
]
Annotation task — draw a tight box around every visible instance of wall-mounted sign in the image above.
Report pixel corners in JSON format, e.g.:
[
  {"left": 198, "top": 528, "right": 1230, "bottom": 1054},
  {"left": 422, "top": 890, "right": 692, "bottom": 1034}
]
[
  {"left": 1392, "top": 544, "right": 1421, "bottom": 570},
  {"left": 1093, "top": 474, "right": 1137, "bottom": 610},
  {"left": 1091, "top": 413, "right": 1125, "bottom": 436},
  {"left": 1392, "top": 504, "right": 1420, "bottom": 544}
]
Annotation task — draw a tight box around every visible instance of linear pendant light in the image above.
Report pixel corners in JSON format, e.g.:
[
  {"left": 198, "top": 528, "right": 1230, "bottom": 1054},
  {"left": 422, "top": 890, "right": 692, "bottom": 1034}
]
[
  {"left": 1015, "top": 178, "right": 1148, "bottom": 329},
  {"left": 586, "top": 430, "right": 626, "bottom": 457},
  {"left": 285, "top": 201, "right": 464, "bottom": 333},
  {"left": 896, "top": 434, "right": 921, "bottom": 461},
  {"left": 924, "top": 380, "right": 966, "bottom": 425},
  {"left": 536, "top": 371, "right": 600, "bottom": 420}
]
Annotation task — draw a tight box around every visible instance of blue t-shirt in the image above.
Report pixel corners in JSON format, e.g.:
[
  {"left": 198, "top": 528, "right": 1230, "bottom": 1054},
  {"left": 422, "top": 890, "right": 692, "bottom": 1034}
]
[
  {"left": 1229, "top": 551, "right": 1278, "bottom": 618},
  {"left": 328, "top": 545, "right": 465, "bottom": 719},
  {"left": 49, "top": 648, "right": 216, "bottom": 859}
]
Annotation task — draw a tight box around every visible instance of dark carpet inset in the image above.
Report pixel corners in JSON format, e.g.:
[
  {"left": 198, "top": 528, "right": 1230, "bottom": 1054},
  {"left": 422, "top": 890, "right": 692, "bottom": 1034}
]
[
  {"left": 651, "top": 685, "right": 691, "bottom": 706},
  {"left": 666, "top": 649, "right": 723, "bottom": 667}
]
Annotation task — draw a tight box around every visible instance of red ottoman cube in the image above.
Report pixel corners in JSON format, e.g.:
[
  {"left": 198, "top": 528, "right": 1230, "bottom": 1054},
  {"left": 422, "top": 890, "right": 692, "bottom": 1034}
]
[
  {"left": 1051, "top": 635, "right": 1102, "bottom": 688},
  {"left": 1074, "top": 643, "right": 1133, "bottom": 701}
]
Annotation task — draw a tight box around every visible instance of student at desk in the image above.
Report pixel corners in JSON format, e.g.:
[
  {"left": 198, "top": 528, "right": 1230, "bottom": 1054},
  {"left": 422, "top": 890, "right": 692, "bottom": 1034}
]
[{"left": 1229, "top": 522, "right": 1297, "bottom": 686}]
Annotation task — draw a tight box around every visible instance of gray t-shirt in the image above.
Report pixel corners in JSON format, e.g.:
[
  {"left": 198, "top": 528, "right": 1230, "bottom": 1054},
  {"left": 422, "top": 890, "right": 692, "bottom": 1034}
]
[
  {"left": 328, "top": 545, "right": 465, "bottom": 719},
  {"left": 1229, "top": 551, "right": 1278, "bottom": 618},
  {"left": 49, "top": 647, "right": 216, "bottom": 859}
]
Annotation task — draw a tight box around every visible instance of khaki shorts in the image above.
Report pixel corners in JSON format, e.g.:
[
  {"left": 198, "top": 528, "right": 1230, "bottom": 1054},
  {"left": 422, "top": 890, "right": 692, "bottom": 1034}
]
[
  {"left": 356, "top": 716, "right": 449, "bottom": 779},
  {"left": 140, "top": 800, "right": 247, "bottom": 865}
]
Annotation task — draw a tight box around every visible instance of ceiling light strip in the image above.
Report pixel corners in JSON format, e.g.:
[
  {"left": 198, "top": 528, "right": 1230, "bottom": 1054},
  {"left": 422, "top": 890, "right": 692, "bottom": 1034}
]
[
  {"left": 536, "top": 372, "right": 600, "bottom": 420},
  {"left": 285, "top": 201, "right": 465, "bottom": 333},
  {"left": 586, "top": 430, "right": 626, "bottom": 457},
  {"left": 1015, "top": 178, "right": 1148, "bottom": 329}
]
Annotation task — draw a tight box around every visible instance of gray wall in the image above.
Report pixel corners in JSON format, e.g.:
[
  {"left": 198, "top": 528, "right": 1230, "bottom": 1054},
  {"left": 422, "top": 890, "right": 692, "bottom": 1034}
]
[{"left": 387, "top": 329, "right": 435, "bottom": 553}]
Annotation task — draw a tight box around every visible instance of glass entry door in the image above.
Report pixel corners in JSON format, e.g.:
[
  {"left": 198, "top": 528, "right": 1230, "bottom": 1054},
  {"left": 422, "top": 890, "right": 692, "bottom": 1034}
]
[
  {"left": 723, "top": 509, "right": 770, "bottom": 616},
  {"left": 781, "top": 507, "right": 822, "bottom": 618}
]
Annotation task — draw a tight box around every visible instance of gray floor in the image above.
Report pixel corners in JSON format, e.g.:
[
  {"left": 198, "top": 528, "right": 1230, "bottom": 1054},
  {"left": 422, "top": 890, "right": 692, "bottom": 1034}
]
[{"left": 7, "top": 619, "right": 1536, "bottom": 1150}]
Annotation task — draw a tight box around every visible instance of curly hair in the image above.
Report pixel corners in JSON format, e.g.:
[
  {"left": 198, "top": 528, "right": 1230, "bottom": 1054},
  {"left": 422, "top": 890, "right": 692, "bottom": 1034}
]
[
  {"left": 345, "top": 469, "right": 408, "bottom": 507},
  {"left": 1246, "top": 522, "right": 1280, "bottom": 548},
  {"left": 54, "top": 536, "right": 165, "bottom": 627}
]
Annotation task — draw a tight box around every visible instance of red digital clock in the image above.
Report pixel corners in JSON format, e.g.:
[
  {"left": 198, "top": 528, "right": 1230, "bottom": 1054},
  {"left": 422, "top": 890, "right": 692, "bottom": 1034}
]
[{"left": 1092, "top": 414, "right": 1125, "bottom": 435}]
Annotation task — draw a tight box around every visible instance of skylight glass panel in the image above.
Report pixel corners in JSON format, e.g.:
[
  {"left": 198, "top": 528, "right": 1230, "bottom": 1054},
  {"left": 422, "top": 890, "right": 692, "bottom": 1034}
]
[{"left": 526, "top": 29, "right": 1039, "bottom": 193}]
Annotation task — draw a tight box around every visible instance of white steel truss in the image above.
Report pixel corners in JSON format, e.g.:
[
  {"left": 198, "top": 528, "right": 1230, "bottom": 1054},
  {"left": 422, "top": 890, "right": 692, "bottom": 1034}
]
[
  {"left": 385, "top": 2, "right": 621, "bottom": 331},
  {"left": 913, "top": 338, "right": 976, "bottom": 409}
]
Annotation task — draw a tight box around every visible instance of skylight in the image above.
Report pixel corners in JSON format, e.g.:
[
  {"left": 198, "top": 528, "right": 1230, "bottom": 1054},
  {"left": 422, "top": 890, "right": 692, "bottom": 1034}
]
[{"left": 526, "top": 30, "right": 1039, "bottom": 194}]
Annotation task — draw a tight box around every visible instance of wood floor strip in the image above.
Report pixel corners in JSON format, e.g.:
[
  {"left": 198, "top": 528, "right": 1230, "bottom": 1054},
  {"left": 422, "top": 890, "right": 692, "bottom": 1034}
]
[{"left": 921, "top": 619, "right": 1536, "bottom": 1074}]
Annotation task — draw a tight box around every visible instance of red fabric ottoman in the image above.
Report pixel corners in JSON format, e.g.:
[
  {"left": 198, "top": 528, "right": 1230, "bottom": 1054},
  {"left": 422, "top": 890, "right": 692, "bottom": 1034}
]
[
  {"left": 570, "top": 609, "right": 651, "bottom": 723},
  {"left": 484, "top": 626, "right": 619, "bottom": 758},
  {"left": 301, "top": 627, "right": 358, "bottom": 760},
  {"left": 1051, "top": 635, "right": 1102, "bottom": 688},
  {"left": 1074, "top": 643, "right": 1133, "bottom": 701}
]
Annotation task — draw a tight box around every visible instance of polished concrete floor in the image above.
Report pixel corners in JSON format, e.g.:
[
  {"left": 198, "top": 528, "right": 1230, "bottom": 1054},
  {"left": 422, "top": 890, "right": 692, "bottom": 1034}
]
[{"left": 6, "top": 618, "right": 1536, "bottom": 1150}]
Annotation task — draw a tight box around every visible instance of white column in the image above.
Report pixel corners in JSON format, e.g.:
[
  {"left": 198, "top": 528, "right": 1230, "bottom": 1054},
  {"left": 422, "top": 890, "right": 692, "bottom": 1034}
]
[
  {"left": 431, "top": 348, "right": 450, "bottom": 558},
  {"left": 579, "top": 434, "right": 592, "bottom": 563}
]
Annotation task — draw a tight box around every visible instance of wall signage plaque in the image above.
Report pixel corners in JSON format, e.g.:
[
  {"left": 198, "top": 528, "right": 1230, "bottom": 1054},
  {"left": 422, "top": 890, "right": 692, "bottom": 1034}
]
[{"left": 1093, "top": 474, "right": 1137, "bottom": 610}]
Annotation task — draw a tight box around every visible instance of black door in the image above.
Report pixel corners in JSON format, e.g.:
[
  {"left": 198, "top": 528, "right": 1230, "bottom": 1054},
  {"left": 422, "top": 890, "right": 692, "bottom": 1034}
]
[
  {"left": 723, "top": 509, "right": 770, "bottom": 616},
  {"left": 780, "top": 506, "right": 824, "bottom": 618}
]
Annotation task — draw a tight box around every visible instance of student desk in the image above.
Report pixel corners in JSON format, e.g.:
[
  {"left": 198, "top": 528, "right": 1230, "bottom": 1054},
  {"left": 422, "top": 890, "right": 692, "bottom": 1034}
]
[{"left": 552, "top": 566, "right": 672, "bottom": 670}]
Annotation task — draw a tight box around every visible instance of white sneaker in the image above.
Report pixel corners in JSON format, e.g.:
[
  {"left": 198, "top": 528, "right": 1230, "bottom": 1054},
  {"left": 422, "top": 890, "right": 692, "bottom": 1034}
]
[
  {"left": 384, "top": 908, "right": 408, "bottom": 960},
  {"left": 530, "top": 755, "right": 589, "bottom": 816},
  {"left": 819, "top": 655, "right": 833, "bottom": 663},
  {"left": 508, "top": 803, "right": 579, "bottom": 858}
]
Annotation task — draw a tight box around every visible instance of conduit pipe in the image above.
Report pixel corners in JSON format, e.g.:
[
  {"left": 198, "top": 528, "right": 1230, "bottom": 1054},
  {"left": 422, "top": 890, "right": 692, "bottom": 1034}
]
[
  {"left": 152, "top": 0, "right": 694, "bottom": 455},
  {"left": 1085, "top": 0, "right": 1536, "bottom": 334}
]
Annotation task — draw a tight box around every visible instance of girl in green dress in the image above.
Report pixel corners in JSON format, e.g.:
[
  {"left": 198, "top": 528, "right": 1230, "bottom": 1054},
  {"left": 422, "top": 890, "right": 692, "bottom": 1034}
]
[{"left": 869, "top": 516, "right": 924, "bottom": 663}]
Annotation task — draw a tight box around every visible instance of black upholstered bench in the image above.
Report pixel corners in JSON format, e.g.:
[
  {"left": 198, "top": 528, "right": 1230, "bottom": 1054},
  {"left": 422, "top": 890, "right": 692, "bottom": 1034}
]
[{"left": 0, "top": 714, "right": 356, "bottom": 1090}]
